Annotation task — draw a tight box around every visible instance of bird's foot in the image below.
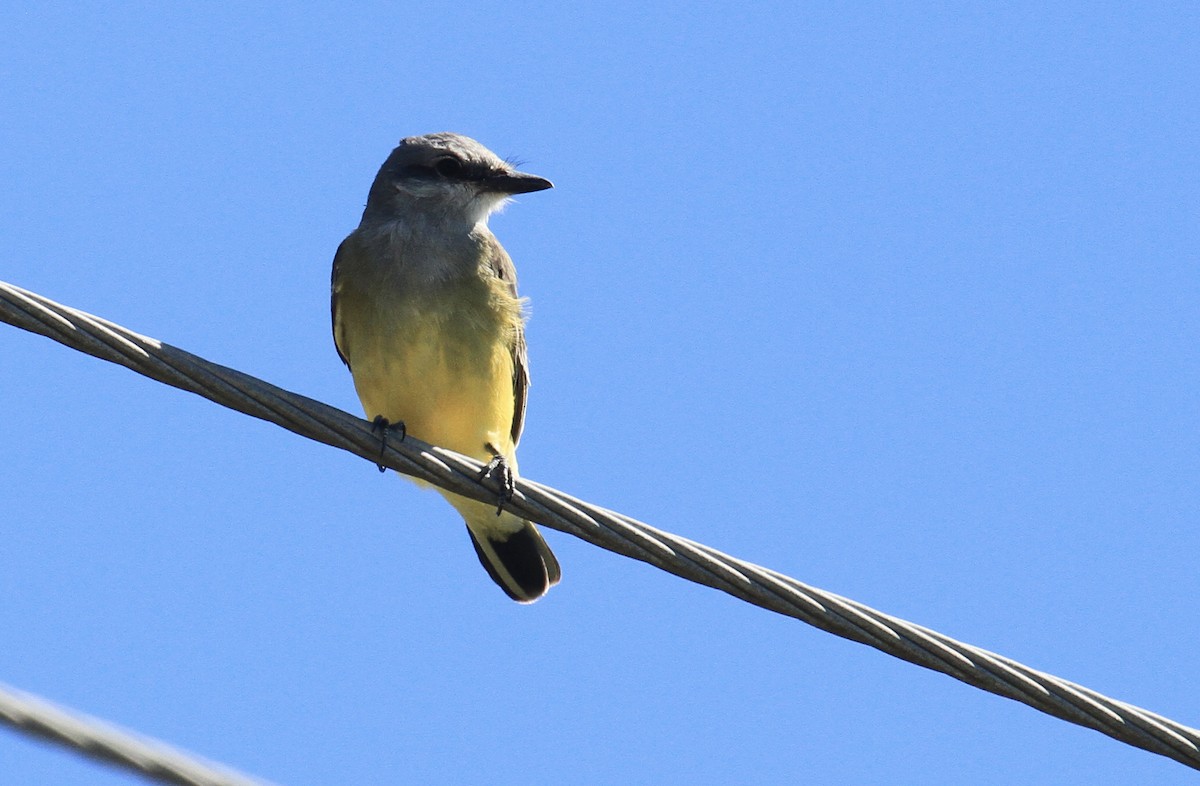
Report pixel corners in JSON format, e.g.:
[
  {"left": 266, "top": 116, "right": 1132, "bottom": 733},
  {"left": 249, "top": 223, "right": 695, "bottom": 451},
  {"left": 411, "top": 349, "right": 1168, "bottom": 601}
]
[
  {"left": 371, "top": 416, "right": 406, "bottom": 473},
  {"left": 479, "top": 446, "right": 515, "bottom": 515}
]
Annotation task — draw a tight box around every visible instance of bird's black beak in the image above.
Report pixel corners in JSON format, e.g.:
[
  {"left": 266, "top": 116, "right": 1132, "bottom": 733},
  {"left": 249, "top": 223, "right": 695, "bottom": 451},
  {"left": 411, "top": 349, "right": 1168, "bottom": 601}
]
[{"left": 482, "top": 170, "right": 554, "bottom": 195}]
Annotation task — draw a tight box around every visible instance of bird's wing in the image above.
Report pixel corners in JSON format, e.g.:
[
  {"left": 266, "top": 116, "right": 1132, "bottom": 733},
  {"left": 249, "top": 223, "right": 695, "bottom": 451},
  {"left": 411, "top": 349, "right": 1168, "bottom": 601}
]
[
  {"left": 487, "top": 242, "right": 530, "bottom": 447},
  {"left": 330, "top": 235, "right": 355, "bottom": 370}
]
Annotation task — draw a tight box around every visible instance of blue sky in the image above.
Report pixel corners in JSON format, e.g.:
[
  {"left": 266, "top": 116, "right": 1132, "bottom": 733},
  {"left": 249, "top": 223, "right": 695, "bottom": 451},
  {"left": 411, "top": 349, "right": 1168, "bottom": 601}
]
[{"left": 2, "top": 3, "right": 1198, "bottom": 784}]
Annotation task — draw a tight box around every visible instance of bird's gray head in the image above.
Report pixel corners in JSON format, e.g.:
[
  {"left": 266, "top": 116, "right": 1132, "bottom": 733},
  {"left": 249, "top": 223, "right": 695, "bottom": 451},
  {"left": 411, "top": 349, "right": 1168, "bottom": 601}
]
[{"left": 363, "top": 132, "right": 552, "bottom": 226}]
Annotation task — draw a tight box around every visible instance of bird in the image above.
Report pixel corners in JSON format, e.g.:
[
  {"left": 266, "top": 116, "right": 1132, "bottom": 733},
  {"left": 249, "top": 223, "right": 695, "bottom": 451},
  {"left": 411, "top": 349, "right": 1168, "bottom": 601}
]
[{"left": 331, "top": 132, "right": 559, "bottom": 602}]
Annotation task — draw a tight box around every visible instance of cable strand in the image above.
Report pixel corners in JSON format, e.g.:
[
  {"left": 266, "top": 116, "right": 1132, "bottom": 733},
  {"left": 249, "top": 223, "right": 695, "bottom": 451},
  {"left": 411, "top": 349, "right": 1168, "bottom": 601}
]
[{"left": 0, "top": 683, "right": 273, "bottom": 786}]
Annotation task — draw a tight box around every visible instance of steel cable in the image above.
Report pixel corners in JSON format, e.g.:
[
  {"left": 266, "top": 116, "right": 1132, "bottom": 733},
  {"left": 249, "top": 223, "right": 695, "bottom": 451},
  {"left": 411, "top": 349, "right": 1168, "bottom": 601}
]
[{"left": 2, "top": 279, "right": 1198, "bottom": 776}]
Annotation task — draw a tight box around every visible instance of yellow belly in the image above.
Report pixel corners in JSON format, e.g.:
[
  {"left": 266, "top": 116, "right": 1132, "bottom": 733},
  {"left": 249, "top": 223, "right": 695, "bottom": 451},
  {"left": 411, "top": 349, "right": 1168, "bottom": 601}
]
[{"left": 348, "top": 308, "right": 518, "bottom": 467}]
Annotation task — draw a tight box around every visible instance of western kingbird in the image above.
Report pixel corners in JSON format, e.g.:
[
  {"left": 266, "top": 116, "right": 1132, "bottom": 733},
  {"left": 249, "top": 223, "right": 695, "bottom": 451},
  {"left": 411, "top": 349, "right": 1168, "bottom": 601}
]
[{"left": 331, "top": 132, "right": 559, "bottom": 602}]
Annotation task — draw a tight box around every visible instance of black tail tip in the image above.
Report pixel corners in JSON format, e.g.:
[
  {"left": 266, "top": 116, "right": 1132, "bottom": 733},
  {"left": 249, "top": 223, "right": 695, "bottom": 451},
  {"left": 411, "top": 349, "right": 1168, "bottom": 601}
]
[{"left": 467, "top": 523, "right": 560, "bottom": 603}]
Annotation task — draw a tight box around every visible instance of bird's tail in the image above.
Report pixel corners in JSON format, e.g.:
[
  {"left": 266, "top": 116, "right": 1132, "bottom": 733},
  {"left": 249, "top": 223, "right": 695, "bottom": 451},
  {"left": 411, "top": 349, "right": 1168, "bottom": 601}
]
[{"left": 447, "top": 494, "right": 560, "bottom": 603}]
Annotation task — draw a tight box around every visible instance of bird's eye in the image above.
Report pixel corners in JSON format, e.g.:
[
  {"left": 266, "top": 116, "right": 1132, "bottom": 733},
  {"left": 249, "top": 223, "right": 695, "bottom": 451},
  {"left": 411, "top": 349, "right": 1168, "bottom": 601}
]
[{"left": 435, "top": 157, "right": 464, "bottom": 178}]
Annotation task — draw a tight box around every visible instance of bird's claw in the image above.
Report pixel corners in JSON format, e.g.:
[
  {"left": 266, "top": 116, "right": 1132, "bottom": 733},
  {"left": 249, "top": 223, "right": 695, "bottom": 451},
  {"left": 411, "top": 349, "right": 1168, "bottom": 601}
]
[
  {"left": 371, "top": 415, "right": 406, "bottom": 473},
  {"left": 479, "top": 452, "right": 515, "bottom": 515}
]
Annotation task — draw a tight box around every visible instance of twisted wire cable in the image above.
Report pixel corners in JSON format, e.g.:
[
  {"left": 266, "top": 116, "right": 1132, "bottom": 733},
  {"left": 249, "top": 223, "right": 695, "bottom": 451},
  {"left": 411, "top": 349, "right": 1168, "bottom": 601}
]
[
  {"left": 0, "top": 682, "right": 273, "bottom": 786},
  {"left": 2, "top": 279, "right": 1198, "bottom": 774}
]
